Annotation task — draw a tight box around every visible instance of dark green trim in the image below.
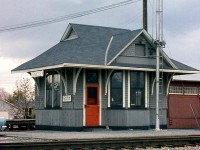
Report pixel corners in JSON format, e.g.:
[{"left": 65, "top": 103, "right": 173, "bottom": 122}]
[
  {"left": 150, "top": 125, "right": 167, "bottom": 129},
  {"left": 36, "top": 108, "right": 83, "bottom": 110},
  {"left": 36, "top": 125, "right": 83, "bottom": 131},
  {"left": 36, "top": 125, "right": 167, "bottom": 131},
  {"left": 107, "top": 107, "right": 126, "bottom": 110}
]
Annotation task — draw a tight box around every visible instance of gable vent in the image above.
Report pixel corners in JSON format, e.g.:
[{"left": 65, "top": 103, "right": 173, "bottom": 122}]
[
  {"left": 65, "top": 29, "right": 77, "bottom": 40},
  {"left": 61, "top": 26, "right": 78, "bottom": 41}
]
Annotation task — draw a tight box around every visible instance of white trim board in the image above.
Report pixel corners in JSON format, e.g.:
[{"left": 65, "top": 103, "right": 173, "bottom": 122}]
[
  {"left": 99, "top": 70, "right": 102, "bottom": 125},
  {"left": 12, "top": 62, "right": 199, "bottom": 74},
  {"left": 123, "top": 70, "right": 126, "bottom": 108},
  {"left": 83, "top": 69, "right": 86, "bottom": 126}
]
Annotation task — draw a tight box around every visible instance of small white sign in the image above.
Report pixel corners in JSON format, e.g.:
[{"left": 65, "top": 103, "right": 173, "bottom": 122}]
[
  {"left": 30, "top": 70, "right": 44, "bottom": 77},
  {"left": 63, "top": 95, "right": 71, "bottom": 102}
]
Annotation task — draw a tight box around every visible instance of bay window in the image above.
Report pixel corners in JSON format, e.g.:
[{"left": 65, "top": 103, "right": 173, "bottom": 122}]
[
  {"left": 130, "top": 71, "right": 145, "bottom": 108},
  {"left": 46, "top": 72, "right": 61, "bottom": 109},
  {"left": 110, "top": 71, "right": 123, "bottom": 108}
]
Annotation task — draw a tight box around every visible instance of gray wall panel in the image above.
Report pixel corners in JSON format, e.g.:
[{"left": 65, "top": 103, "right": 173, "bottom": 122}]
[
  {"left": 35, "top": 77, "right": 45, "bottom": 110},
  {"left": 127, "top": 110, "right": 150, "bottom": 126},
  {"left": 35, "top": 109, "right": 83, "bottom": 127},
  {"left": 106, "top": 109, "right": 150, "bottom": 127},
  {"left": 149, "top": 109, "right": 167, "bottom": 126},
  {"left": 107, "top": 110, "right": 127, "bottom": 126},
  {"left": 62, "top": 69, "right": 74, "bottom": 109}
]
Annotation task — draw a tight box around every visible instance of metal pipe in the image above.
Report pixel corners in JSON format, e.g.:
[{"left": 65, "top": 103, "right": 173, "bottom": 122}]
[
  {"left": 161, "top": 0, "right": 163, "bottom": 42},
  {"left": 155, "top": 0, "right": 161, "bottom": 131},
  {"left": 143, "top": 0, "right": 148, "bottom": 31}
]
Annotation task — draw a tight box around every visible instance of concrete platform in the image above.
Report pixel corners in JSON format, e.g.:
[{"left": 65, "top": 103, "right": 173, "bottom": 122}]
[{"left": 1, "top": 129, "right": 200, "bottom": 143}]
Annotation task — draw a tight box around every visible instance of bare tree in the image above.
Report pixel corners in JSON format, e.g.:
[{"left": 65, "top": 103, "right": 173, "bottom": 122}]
[
  {"left": 10, "top": 78, "right": 35, "bottom": 118},
  {"left": 0, "top": 88, "right": 10, "bottom": 99}
]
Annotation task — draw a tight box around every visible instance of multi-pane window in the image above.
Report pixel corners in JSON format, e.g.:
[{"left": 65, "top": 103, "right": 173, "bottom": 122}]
[
  {"left": 130, "top": 71, "right": 145, "bottom": 107},
  {"left": 110, "top": 71, "right": 123, "bottom": 108},
  {"left": 46, "top": 75, "right": 53, "bottom": 108},
  {"left": 169, "top": 86, "right": 198, "bottom": 95},
  {"left": 46, "top": 72, "right": 61, "bottom": 109},
  {"left": 169, "top": 86, "right": 183, "bottom": 94},
  {"left": 53, "top": 74, "right": 61, "bottom": 108},
  {"left": 184, "top": 87, "right": 197, "bottom": 95}
]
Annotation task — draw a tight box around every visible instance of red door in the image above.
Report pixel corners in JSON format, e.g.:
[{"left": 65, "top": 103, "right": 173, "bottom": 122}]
[{"left": 85, "top": 84, "right": 99, "bottom": 126}]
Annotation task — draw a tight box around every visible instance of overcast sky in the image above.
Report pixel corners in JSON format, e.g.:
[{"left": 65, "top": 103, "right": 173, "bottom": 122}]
[{"left": 0, "top": 0, "right": 200, "bottom": 93}]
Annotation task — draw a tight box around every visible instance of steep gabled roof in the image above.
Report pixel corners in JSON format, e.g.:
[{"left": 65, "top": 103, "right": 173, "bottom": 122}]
[
  {"left": 12, "top": 23, "right": 198, "bottom": 74},
  {"left": 12, "top": 24, "right": 130, "bottom": 71},
  {"left": 107, "top": 29, "right": 142, "bottom": 64}
]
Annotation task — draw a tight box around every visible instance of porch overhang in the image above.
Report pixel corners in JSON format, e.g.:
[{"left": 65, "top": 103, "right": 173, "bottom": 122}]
[{"left": 11, "top": 63, "right": 200, "bottom": 75}]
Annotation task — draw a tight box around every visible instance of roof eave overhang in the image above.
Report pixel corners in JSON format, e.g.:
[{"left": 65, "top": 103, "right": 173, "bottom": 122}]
[{"left": 11, "top": 63, "right": 200, "bottom": 75}]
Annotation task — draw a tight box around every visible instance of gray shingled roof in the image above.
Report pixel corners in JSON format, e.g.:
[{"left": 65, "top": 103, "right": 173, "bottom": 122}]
[
  {"left": 171, "top": 59, "right": 198, "bottom": 71},
  {"left": 107, "top": 29, "right": 142, "bottom": 63},
  {"left": 12, "top": 23, "right": 198, "bottom": 72}
]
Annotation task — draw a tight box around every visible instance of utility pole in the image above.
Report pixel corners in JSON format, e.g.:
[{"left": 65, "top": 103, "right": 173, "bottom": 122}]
[
  {"left": 155, "top": 0, "right": 163, "bottom": 131},
  {"left": 143, "top": 0, "right": 148, "bottom": 31}
]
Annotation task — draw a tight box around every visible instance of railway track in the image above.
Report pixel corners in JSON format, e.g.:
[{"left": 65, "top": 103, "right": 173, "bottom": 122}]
[{"left": 0, "top": 135, "right": 200, "bottom": 150}]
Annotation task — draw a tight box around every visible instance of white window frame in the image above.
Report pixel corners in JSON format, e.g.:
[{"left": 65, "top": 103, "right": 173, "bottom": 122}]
[
  {"left": 184, "top": 87, "right": 198, "bottom": 95},
  {"left": 45, "top": 72, "right": 63, "bottom": 108},
  {"left": 123, "top": 70, "right": 126, "bottom": 108},
  {"left": 169, "top": 86, "right": 183, "bottom": 95},
  {"left": 128, "top": 71, "right": 148, "bottom": 108},
  {"left": 108, "top": 70, "right": 124, "bottom": 108}
]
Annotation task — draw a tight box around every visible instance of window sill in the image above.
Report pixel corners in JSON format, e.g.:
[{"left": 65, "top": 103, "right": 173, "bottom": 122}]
[
  {"left": 44, "top": 107, "right": 62, "bottom": 110},
  {"left": 106, "top": 107, "right": 148, "bottom": 110},
  {"left": 128, "top": 107, "right": 148, "bottom": 110},
  {"left": 107, "top": 107, "right": 125, "bottom": 110}
]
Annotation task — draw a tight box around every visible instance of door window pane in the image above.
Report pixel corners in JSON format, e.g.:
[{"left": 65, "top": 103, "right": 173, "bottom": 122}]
[
  {"left": 110, "top": 71, "right": 123, "bottom": 107},
  {"left": 87, "top": 87, "right": 98, "bottom": 105}
]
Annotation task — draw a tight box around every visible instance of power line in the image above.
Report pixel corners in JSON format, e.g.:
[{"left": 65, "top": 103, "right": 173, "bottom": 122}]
[{"left": 0, "top": 0, "right": 141, "bottom": 33}]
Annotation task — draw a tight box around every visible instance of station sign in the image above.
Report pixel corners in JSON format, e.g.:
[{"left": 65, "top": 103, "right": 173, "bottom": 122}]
[
  {"left": 63, "top": 95, "right": 72, "bottom": 102},
  {"left": 30, "top": 70, "right": 44, "bottom": 77}
]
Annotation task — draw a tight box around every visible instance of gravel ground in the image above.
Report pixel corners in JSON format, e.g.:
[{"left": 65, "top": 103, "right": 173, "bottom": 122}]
[
  {"left": 0, "top": 134, "right": 53, "bottom": 143},
  {"left": 1, "top": 129, "right": 200, "bottom": 149},
  {"left": 134, "top": 145, "right": 200, "bottom": 150},
  {"left": 1, "top": 129, "right": 200, "bottom": 140}
]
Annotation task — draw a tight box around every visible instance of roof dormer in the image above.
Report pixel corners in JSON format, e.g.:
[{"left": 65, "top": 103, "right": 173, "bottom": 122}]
[{"left": 60, "top": 24, "right": 78, "bottom": 41}]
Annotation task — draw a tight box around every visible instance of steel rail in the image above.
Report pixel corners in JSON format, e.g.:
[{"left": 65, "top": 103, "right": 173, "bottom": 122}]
[{"left": 0, "top": 135, "right": 200, "bottom": 150}]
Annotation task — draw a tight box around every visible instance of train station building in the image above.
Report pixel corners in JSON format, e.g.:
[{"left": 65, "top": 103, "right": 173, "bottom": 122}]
[{"left": 12, "top": 23, "right": 199, "bottom": 130}]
